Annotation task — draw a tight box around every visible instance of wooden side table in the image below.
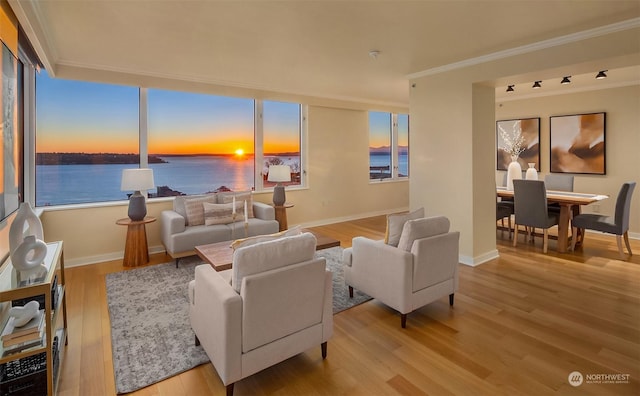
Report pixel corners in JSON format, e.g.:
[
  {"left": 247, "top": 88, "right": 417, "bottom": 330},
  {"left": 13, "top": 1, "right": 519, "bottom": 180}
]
[
  {"left": 273, "top": 203, "right": 294, "bottom": 231},
  {"left": 116, "top": 216, "right": 156, "bottom": 267}
]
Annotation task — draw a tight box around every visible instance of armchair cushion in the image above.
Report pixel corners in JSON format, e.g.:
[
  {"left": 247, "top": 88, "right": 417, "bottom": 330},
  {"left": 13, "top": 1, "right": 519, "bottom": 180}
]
[
  {"left": 384, "top": 207, "right": 425, "bottom": 247},
  {"left": 231, "top": 232, "right": 317, "bottom": 293},
  {"left": 397, "top": 216, "right": 450, "bottom": 252}
]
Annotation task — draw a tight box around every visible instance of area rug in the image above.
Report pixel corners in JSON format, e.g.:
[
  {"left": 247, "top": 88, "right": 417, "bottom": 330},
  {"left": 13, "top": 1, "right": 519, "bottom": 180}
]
[{"left": 105, "top": 246, "right": 370, "bottom": 394}]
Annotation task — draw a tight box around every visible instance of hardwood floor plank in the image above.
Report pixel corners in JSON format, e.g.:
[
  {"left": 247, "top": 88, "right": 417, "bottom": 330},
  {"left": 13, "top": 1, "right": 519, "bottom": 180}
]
[{"left": 57, "top": 217, "right": 639, "bottom": 395}]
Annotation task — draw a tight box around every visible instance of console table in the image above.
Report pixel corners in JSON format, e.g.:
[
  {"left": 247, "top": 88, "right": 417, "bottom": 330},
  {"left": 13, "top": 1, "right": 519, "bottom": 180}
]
[{"left": 116, "top": 217, "right": 156, "bottom": 267}]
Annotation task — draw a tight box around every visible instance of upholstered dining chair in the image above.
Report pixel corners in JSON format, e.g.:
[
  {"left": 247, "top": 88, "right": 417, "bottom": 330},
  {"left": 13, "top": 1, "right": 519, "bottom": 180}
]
[
  {"left": 545, "top": 174, "right": 574, "bottom": 214},
  {"left": 512, "top": 179, "right": 559, "bottom": 253},
  {"left": 496, "top": 202, "right": 514, "bottom": 239},
  {"left": 571, "top": 182, "right": 636, "bottom": 259}
]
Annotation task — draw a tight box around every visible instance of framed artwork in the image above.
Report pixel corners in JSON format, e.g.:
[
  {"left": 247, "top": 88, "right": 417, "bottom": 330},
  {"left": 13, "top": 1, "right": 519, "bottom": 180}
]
[
  {"left": 550, "top": 112, "right": 606, "bottom": 174},
  {"left": 496, "top": 118, "right": 540, "bottom": 171}
]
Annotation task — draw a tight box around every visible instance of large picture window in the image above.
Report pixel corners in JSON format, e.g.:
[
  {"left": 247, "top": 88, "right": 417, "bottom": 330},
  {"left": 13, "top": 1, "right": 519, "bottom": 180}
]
[
  {"left": 147, "top": 89, "right": 255, "bottom": 195},
  {"left": 263, "top": 100, "right": 301, "bottom": 187},
  {"left": 369, "top": 111, "right": 409, "bottom": 181},
  {"left": 35, "top": 70, "right": 139, "bottom": 206}
]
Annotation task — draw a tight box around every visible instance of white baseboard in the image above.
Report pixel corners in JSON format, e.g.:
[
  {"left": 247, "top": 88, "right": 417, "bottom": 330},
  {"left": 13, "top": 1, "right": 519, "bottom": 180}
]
[{"left": 459, "top": 249, "right": 500, "bottom": 267}]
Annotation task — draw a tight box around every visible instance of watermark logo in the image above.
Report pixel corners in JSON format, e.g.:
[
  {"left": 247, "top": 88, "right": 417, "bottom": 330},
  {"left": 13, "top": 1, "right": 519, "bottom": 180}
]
[
  {"left": 568, "top": 371, "right": 631, "bottom": 386},
  {"left": 568, "top": 371, "right": 583, "bottom": 387}
]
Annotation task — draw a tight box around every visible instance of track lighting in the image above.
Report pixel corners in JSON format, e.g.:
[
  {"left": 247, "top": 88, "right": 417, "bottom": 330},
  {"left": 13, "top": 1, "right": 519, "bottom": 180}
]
[
  {"left": 561, "top": 76, "right": 571, "bottom": 84},
  {"left": 506, "top": 85, "right": 514, "bottom": 92},
  {"left": 532, "top": 81, "right": 542, "bottom": 89},
  {"left": 596, "top": 70, "right": 607, "bottom": 79}
]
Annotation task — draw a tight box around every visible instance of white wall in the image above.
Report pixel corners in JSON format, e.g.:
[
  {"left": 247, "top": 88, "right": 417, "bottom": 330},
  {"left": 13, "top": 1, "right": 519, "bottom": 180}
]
[
  {"left": 496, "top": 85, "right": 640, "bottom": 235},
  {"left": 40, "top": 104, "right": 409, "bottom": 266}
]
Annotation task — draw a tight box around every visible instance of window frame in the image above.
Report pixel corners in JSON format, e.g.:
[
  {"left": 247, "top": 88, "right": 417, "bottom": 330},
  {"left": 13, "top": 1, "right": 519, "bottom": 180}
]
[{"left": 369, "top": 111, "right": 409, "bottom": 183}]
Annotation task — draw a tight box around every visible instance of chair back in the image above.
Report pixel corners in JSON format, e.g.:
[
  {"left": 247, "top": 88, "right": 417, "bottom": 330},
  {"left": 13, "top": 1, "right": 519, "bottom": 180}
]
[
  {"left": 615, "top": 182, "right": 636, "bottom": 231},
  {"left": 544, "top": 174, "right": 574, "bottom": 192},
  {"left": 513, "top": 180, "right": 551, "bottom": 228}
]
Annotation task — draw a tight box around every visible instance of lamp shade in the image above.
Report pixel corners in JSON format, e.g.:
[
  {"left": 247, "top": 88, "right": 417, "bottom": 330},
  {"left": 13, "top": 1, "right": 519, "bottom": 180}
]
[
  {"left": 121, "top": 168, "right": 155, "bottom": 191},
  {"left": 267, "top": 165, "right": 291, "bottom": 183}
]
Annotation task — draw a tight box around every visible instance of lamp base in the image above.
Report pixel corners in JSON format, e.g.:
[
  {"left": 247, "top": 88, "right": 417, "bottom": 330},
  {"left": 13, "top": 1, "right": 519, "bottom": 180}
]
[
  {"left": 128, "top": 191, "right": 147, "bottom": 221},
  {"left": 273, "top": 185, "right": 286, "bottom": 206}
]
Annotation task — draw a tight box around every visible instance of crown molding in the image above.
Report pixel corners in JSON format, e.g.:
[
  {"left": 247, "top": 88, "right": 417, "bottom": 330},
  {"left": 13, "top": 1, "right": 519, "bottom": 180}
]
[
  {"left": 8, "top": 0, "right": 58, "bottom": 74},
  {"left": 407, "top": 17, "right": 640, "bottom": 80}
]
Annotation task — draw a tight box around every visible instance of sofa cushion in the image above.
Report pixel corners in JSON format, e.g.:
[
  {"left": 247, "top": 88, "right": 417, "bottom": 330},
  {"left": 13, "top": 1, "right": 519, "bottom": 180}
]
[
  {"left": 219, "top": 191, "right": 254, "bottom": 218},
  {"left": 397, "top": 216, "right": 450, "bottom": 252},
  {"left": 384, "top": 207, "right": 425, "bottom": 247},
  {"left": 203, "top": 202, "right": 242, "bottom": 226},
  {"left": 229, "top": 225, "right": 302, "bottom": 250},
  {"left": 181, "top": 194, "right": 218, "bottom": 226},
  {"left": 231, "top": 232, "right": 316, "bottom": 293}
]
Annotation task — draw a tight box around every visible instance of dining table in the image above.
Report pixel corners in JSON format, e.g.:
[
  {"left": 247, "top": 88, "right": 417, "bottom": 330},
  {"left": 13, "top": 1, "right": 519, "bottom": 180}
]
[{"left": 496, "top": 186, "right": 608, "bottom": 253}]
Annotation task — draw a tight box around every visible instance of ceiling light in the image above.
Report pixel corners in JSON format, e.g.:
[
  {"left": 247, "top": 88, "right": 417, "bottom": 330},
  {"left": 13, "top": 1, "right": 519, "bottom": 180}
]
[
  {"left": 532, "top": 81, "right": 542, "bottom": 89},
  {"left": 561, "top": 76, "right": 571, "bottom": 84},
  {"left": 506, "top": 85, "right": 514, "bottom": 92},
  {"left": 596, "top": 70, "right": 608, "bottom": 79}
]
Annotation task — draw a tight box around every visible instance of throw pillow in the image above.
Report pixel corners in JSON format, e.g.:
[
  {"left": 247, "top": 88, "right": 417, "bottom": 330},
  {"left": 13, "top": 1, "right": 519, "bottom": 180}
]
[
  {"left": 229, "top": 225, "right": 302, "bottom": 250},
  {"left": 397, "top": 216, "right": 450, "bottom": 252},
  {"left": 384, "top": 207, "right": 425, "bottom": 247},
  {"left": 183, "top": 194, "right": 217, "bottom": 226},
  {"left": 203, "top": 202, "right": 239, "bottom": 226},
  {"left": 219, "top": 191, "right": 254, "bottom": 218}
]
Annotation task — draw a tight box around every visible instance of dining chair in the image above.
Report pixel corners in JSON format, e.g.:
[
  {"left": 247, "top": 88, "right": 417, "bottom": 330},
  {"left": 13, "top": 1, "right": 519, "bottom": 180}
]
[
  {"left": 571, "top": 182, "right": 636, "bottom": 259},
  {"left": 496, "top": 202, "right": 513, "bottom": 239},
  {"left": 512, "top": 180, "right": 559, "bottom": 253},
  {"left": 545, "top": 174, "right": 574, "bottom": 214}
]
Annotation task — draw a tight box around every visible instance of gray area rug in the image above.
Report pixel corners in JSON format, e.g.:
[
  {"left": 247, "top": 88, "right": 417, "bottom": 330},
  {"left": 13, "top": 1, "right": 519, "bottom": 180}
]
[{"left": 105, "top": 246, "right": 370, "bottom": 394}]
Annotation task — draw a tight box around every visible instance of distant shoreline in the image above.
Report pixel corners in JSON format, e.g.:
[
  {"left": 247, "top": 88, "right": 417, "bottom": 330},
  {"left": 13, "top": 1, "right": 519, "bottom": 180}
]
[{"left": 35, "top": 152, "right": 301, "bottom": 165}]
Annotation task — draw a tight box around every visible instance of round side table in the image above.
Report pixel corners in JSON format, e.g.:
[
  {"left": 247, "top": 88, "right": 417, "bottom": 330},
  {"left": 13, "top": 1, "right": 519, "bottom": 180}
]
[
  {"left": 116, "top": 216, "right": 156, "bottom": 267},
  {"left": 273, "top": 203, "right": 294, "bottom": 231}
]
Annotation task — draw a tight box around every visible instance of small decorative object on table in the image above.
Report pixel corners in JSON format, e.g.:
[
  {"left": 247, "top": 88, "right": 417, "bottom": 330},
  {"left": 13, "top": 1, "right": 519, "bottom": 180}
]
[
  {"left": 525, "top": 163, "right": 538, "bottom": 180},
  {"left": 9, "top": 202, "right": 47, "bottom": 278},
  {"left": 499, "top": 123, "right": 525, "bottom": 190}
]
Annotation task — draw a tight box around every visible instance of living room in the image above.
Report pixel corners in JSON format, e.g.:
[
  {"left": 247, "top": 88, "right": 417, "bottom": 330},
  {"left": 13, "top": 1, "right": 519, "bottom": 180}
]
[{"left": 0, "top": 1, "right": 639, "bottom": 395}]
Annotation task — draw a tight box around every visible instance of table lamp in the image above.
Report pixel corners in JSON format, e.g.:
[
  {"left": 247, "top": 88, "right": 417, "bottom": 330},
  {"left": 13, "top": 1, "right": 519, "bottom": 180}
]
[
  {"left": 267, "top": 165, "right": 291, "bottom": 206},
  {"left": 121, "top": 168, "right": 155, "bottom": 221}
]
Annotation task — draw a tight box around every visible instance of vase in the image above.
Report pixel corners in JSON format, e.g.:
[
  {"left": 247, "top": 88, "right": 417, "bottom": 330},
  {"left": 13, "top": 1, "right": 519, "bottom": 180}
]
[
  {"left": 11, "top": 235, "right": 47, "bottom": 272},
  {"left": 9, "top": 202, "right": 44, "bottom": 257},
  {"left": 506, "top": 156, "right": 522, "bottom": 191},
  {"left": 525, "top": 163, "right": 538, "bottom": 180}
]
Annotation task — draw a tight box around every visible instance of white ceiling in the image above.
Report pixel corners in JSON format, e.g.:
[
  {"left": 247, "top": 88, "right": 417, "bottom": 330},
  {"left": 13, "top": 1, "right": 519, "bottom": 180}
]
[{"left": 10, "top": 0, "right": 640, "bottom": 107}]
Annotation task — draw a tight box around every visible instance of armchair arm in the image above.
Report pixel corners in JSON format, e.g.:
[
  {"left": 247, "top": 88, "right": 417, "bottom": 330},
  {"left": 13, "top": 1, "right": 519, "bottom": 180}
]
[
  {"left": 350, "top": 237, "right": 413, "bottom": 313},
  {"left": 161, "top": 210, "right": 186, "bottom": 235},
  {"left": 253, "top": 202, "right": 275, "bottom": 220},
  {"left": 191, "top": 265, "right": 243, "bottom": 385}
]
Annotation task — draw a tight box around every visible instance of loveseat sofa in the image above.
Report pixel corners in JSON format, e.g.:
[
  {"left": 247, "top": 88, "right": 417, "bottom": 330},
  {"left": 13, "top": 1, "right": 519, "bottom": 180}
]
[{"left": 161, "top": 191, "right": 280, "bottom": 264}]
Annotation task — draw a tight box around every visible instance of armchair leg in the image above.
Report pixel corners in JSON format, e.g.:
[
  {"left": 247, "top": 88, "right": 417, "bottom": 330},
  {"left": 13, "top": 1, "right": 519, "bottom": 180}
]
[
  {"left": 195, "top": 335, "right": 200, "bottom": 346},
  {"left": 321, "top": 342, "right": 327, "bottom": 359},
  {"left": 348, "top": 286, "right": 353, "bottom": 298},
  {"left": 449, "top": 293, "right": 454, "bottom": 306},
  {"left": 226, "top": 383, "right": 234, "bottom": 396},
  {"left": 401, "top": 313, "right": 407, "bottom": 329}
]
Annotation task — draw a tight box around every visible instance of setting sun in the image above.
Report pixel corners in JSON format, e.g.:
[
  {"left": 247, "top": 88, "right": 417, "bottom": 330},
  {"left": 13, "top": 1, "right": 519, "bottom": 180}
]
[{"left": 235, "top": 148, "right": 244, "bottom": 156}]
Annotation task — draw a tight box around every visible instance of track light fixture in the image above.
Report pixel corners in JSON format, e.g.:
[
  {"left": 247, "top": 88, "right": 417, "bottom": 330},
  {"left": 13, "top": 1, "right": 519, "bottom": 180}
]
[
  {"left": 561, "top": 76, "right": 571, "bottom": 84},
  {"left": 506, "top": 85, "right": 514, "bottom": 92},
  {"left": 532, "top": 81, "right": 542, "bottom": 89},
  {"left": 596, "top": 70, "right": 608, "bottom": 79}
]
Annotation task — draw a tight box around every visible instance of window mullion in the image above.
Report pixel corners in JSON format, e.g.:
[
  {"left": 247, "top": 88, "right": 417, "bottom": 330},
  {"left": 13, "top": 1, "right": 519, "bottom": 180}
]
[
  {"left": 254, "top": 100, "right": 264, "bottom": 191},
  {"left": 391, "top": 113, "right": 399, "bottom": 179}
]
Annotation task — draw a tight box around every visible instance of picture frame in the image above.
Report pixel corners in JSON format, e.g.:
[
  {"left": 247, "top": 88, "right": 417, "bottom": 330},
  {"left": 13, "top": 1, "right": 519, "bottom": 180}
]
[
  {"left": 549, "top": 112, "right": 606, "bottom": 174},
  {"left": 496, "top": 118, "right": 540, "bottom": 171}
]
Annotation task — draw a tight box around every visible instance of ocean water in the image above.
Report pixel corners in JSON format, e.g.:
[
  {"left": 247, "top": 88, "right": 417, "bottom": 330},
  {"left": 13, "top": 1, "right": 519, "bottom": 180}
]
[{"left": 35, "top": 154, "right": 407, "bottom": 206}]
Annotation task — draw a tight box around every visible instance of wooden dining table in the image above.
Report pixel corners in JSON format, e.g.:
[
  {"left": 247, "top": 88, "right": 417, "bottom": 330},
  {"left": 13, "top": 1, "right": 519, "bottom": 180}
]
[{"left": 497, "top": 186, "right": 608, "bottom": 253}]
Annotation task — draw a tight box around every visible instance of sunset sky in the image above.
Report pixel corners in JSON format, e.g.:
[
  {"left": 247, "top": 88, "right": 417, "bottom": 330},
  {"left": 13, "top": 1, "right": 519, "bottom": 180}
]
[
  {"left": 369, "top": 112, "right": 409, "bottom": 148},
  {"left": 36, "top": 71, "right": 300, "bottom": 155}
]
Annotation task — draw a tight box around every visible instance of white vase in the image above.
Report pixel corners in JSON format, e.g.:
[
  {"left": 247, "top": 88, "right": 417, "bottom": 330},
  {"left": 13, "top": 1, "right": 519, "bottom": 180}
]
[
  {"left": 506, "top": 157, "right": 522, "bottom": 191},
  {"left": 525, "top": 163, "right": 538, "bottom": 180},
  {"left": 11, "top": 235, "right": 47, "bottom": 272},
  {"left": 9, "top": 202, "right": 44, "bottom": 258}
]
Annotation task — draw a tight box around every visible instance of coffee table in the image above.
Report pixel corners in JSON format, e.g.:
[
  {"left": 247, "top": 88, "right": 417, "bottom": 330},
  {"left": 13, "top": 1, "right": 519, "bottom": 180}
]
[{"left": 195, "top": 229, "right": 340, "bottom": 272}]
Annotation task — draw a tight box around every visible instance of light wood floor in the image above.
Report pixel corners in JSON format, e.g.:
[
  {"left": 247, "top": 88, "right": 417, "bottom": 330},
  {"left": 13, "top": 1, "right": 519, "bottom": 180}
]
[{"left": 57, "top": 216, "right": 640, "bottom": 396}]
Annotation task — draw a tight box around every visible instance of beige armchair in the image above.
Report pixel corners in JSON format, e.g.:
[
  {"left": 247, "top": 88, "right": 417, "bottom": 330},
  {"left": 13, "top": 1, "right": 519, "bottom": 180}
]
[
  {"left": 343, "top": 216, "right": 459, "bottom": 328},
  {"left": 188, "top": 233, "right": 333, "bottom": 395}
]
